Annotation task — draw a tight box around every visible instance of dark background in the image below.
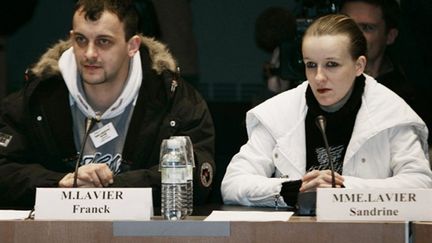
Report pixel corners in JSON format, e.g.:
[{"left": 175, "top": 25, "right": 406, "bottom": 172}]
[{"left": 0, "top": 0, "right": 430, "bottom": 203}]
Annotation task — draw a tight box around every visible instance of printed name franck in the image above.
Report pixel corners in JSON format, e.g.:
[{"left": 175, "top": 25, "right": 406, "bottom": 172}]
[{"left": 73, "top": 204, "right": 111, "bottom": 214}]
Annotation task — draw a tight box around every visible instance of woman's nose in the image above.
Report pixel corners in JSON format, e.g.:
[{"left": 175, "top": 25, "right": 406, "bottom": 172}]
[{"left": 315, "top": 66, "right": 326, "bottom": 82}]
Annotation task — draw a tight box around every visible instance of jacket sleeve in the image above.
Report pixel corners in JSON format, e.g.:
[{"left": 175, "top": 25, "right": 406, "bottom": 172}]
[
  {"left": 221, "top": 122, "right": 289, "bottom": 207},
  {"left": 175, "top": 83, "right": 216, "bottom": 205},
  {"left": 343, "top": 125, "right": 432, "bottom": 188},
  {"left": 0, "top": 92, "right": 66, "bottom": 209}
]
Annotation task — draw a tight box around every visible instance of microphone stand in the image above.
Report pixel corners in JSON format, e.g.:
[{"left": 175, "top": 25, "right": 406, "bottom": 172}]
[
  {"left": 73, "top": 118, "right": 97, "bottom": 188},
  {"left": 316, "top": 115, "right": 336, "bottom": 188},
  {"left": 296, "top": 115, "right": 336, "bottom": 216}
]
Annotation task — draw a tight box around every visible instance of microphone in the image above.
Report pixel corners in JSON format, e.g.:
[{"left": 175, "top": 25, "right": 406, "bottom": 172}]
[
  {"left": 296, "top": 115, "right": 336, "bottom": 216},
  {"left": 72, "top": 117, "right": 98, "bottom": 188},
  {"left": 315, "top": 115, "right": 336, "bottom": 188}
]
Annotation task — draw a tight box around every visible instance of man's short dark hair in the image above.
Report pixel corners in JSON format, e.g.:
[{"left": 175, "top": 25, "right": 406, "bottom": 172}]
[
  {"left": 340, "top": 0, "right": 401, "bottom": 31},
  {"left": 75, "top": 0, "right": 139, "bottom": 40}
]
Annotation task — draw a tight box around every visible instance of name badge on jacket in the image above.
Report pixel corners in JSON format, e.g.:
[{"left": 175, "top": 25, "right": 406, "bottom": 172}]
[{"left": 90, "top": 122, "right": 118, "bottom": 148}]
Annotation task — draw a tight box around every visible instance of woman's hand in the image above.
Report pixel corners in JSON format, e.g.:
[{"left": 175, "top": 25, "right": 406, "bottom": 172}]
[{"left": 299, "top": 169, "right": 344, "bottom": 192}]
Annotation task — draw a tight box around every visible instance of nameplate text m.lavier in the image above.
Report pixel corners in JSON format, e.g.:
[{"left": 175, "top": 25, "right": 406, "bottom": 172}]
[{"left": 34, "top": 188, "right": 153, "bottom": 220}]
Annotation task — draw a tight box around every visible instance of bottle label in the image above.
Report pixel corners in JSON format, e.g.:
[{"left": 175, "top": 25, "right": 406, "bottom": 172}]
[{"left": 161, "top": 168, "right": 187, "bottom": 183}]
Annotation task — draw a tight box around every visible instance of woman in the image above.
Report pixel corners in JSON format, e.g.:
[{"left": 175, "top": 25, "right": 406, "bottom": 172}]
[{"left": 221, "top": 14, "right": 432, "bottom": 208}]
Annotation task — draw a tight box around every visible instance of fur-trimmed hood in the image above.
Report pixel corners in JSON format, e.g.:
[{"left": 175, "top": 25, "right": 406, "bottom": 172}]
[{"left": 30, "top": 35, "right": 177, "bottom": 79}]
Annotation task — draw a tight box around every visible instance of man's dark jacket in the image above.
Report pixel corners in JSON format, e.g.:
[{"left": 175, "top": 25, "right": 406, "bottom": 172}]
[{"left": 0, "top": 36, "right": 215, "bottom": 209}]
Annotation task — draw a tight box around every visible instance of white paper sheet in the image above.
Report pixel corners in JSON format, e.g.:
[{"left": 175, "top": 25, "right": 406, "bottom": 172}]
[
  {"left": 0, "top": 210, "right": 31, "bottom": 220},
  {"left": 204, "top": 210, "right": 293, "bottom": 222}
]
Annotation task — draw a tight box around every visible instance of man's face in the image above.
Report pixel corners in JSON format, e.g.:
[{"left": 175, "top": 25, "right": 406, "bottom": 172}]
[
  {"left": 341, "top": 2, "right": 394, "bottom": 65},
  {"left": 71, "top": 9, "right": 137, "bottom": 88}
]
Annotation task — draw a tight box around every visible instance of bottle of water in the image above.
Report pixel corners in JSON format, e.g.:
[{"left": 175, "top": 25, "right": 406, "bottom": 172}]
[
  {"left": 160, "top": 138, "right": 188, "bottom": 220},
  {"left": 171, "top": 136, "right": 194, "bottom": 216}
]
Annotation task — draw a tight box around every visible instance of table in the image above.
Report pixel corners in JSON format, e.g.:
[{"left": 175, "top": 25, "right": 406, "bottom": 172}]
[
  {"left": 412, "top": 221, "right": 432, "bottom": 243},
  {"left": 1, "top": 216, "right": 427, "bottom": 243}
]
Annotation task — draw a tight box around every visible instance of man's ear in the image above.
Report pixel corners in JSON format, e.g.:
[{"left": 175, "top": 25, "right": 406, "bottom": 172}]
[
  {"left": 127, "top": 35, "right": 141, "bottom": 57},
  {"left": 386, "top": 28, "right": 398, "bottom": 45}
]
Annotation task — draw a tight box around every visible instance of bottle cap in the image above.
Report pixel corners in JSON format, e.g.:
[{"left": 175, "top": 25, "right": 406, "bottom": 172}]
[{"left": 166, "top": 138, "right": 181, "bottom": 149}]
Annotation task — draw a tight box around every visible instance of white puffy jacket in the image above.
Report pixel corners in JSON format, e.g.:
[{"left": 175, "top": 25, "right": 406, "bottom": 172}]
[{"left": 221, "top": 74, "right": 432, "bottom": 207}]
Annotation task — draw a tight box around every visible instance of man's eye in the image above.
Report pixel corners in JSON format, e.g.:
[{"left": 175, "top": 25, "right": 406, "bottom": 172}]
[
  {"left": 305, "top": 62, "right": 316, "bottom": 68},
  {"left": 359, "top": 24, "right": 376, "bottom": 32},
  {"left": 75, "top": 36, "right": 86, "bottom": 44},
  {"left": 97, "top": 39, "right": 111, "bottom": 46}
]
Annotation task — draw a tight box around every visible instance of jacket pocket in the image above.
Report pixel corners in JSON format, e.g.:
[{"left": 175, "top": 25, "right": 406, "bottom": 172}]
[{"left": 272, "top": 146, "right": 304, "bottom": 180}]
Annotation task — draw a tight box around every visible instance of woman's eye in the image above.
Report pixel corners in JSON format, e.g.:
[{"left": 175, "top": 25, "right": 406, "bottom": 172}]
[
  {"left": 305, "top": 62, "right": 316, "bottom": 68},
  {"left": 326, "top": 61, "right": 339, "bottom": 67}
]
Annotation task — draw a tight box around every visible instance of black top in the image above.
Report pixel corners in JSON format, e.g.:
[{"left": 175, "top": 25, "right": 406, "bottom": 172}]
[{"left": 305, "top": 75, "right": 365, "bottom": 174}]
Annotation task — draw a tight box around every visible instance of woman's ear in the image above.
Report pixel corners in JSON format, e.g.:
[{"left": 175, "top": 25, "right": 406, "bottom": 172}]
[{"left": 355, "top": 55, "right": 367, "bottom": 76}]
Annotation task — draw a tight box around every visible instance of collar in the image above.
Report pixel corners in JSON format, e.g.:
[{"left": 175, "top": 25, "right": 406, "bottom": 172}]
[
  {"left": 306, "top": 75, "right": 365, "bottom": 121},
  {"left": 58, "top": 47, "right": 143, "bottom": 120}
]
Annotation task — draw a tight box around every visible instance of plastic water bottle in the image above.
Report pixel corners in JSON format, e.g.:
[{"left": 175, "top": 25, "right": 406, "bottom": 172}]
[
  {"left": 160, "top": 138, "right": 188, "bottom": 220},
  {"left": 171, "top": 136, "right": 195, "bottom": 216}
]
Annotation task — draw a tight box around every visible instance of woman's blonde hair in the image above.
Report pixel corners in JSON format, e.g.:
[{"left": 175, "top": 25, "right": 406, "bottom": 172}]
[{"left": 303, "top": 14, "right": 367, "bottom": 59}]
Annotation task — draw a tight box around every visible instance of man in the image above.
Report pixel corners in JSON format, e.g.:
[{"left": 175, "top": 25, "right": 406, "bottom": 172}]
[
  {"left": 0, "top": 0, "right": 215, "bottom": 209},
  {"left": 341, "top": 0, "right": 400, "bottom": 79},
  {"left": 340, "top": 0, "right": 432, "bottom": 145}
]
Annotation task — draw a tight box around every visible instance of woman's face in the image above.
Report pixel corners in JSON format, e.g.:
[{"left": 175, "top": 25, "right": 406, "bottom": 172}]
[{"left": 302, "top": 34, "right": 366, "bottom": 106}]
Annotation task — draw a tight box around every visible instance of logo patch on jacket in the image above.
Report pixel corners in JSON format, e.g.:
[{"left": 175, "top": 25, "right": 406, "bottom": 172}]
[
  {"left": 200, "top": 162, "right": 213, "bottom": 188},
  {"left": 0, "top": 132, "right": 12, "bottom": 147}
]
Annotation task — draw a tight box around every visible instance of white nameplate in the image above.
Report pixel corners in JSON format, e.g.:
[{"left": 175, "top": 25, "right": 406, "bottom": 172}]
[
  {"left": 317, "top": 188, "right": 432, "bottom": 222},
  {"left": 34, "top": 188, "right": 153, "bottom": 220}
]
